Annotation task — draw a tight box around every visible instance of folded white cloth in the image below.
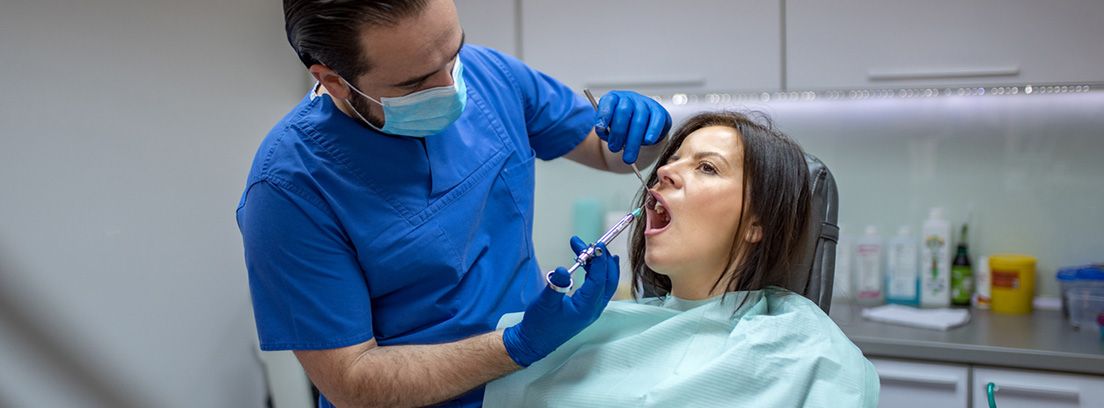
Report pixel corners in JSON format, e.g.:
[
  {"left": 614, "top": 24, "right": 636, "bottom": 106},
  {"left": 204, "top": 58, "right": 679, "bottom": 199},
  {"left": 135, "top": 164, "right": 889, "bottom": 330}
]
[{"left": 861, "top": 304, "right": 971, "bottom": 330}]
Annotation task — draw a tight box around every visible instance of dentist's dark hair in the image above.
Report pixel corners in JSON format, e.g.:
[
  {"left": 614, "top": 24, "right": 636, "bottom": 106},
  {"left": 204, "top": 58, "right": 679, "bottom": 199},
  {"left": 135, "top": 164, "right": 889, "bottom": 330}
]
[
  {"left": 629, "top": 111, "right": 812, "bottom": 304},
  {"left": 284, "top": 0, "right": 431, "bottom": 80}
]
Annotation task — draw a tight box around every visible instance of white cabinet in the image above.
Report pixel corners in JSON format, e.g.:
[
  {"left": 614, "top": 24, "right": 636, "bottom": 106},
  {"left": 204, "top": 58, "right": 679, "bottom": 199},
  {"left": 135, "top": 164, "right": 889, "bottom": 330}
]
[
  {"left": 871, "top": 360, "right": 1104, "bottom": 408},
  {"left": 870, "top": 358, "right": 969, "bottom": 408},
  {"left": 521, "top": 0, "right": 782, "bottom": 93},
  {"left": 973, "top": 367, "right": 1104, "bottom": 408},
  {"left": 786, "top": 0, "right": 1104, "bottom": 89}
]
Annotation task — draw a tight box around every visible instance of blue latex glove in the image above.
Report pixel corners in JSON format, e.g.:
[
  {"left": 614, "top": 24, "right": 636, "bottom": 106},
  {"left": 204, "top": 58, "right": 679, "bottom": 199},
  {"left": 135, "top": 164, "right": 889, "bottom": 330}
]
[
  {"left": 502, "top": 236, "right": 620, "bottom": 367},
  {"left": 595, "top": 90, "right": 672, "bottom": 164}
]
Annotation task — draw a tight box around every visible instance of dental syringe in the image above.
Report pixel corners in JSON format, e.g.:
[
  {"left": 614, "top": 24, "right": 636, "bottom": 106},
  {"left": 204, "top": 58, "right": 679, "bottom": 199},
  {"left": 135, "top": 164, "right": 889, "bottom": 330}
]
[{"left": 546, "top": 207, "right": 642, "bottom": 293}]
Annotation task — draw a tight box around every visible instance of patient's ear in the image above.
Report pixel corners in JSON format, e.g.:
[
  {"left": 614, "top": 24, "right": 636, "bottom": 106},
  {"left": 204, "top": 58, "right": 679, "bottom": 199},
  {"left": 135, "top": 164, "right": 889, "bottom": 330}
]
[{"left": 744, "top": 219, "right": 763, "bottom": 244}]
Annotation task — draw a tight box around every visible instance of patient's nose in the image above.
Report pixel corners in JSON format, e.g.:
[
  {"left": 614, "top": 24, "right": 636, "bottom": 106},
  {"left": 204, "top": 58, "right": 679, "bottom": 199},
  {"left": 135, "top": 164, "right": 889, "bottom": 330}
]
[{"left": 655, "top": 164, "right": 682, "bottom": 189}]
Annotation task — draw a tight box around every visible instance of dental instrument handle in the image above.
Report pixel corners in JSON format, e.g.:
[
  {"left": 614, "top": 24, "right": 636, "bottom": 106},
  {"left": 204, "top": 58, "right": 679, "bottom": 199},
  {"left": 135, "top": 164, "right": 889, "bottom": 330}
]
[
  {"left": 629, "top": 163, "right": 647, "bottom": 187},
  {"left": 583, "top": 88, "right": 601, "bottom": 110},
  {"left": 584, "top": 88, "right": 649, "bottom": 188},
  {"left": 565, "top": 261, "right": 583, "bottom": 275}
]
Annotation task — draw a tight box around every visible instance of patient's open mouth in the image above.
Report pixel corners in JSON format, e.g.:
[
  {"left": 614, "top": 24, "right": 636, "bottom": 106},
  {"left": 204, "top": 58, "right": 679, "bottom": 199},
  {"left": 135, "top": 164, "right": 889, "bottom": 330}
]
[{"left": 645, "top": 190, "right": 672, "bottom": 237}]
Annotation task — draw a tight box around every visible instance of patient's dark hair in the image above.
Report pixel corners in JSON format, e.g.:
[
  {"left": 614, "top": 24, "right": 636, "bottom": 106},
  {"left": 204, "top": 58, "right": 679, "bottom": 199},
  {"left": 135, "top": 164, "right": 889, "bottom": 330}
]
[{"left": 629, "top": 111, "right": 811, "bottom": 300}]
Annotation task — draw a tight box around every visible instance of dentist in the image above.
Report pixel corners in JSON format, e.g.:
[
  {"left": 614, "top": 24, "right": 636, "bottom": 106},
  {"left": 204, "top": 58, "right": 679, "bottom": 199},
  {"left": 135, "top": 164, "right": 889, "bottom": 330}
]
[{"left": 236, "top": 0, "right": 670, "bottom": 406}]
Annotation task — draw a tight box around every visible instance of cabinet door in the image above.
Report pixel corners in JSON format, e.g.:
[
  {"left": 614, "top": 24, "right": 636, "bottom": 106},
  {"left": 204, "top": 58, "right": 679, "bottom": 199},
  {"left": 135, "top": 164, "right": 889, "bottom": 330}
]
[
  {"left": 521, "top": 0, "right": 781, "bottom": 93},
  {"left": 870, "top": 358, "right": 969, "bottom": 408},
  {"left": 455, "top": 0, "right": 518, "bottom": 57},
  {"left": 973, "top": 366, "right": 1104, "bottom": 408},
  {"left": 786, "top": 0, "right": 1104, "bottom": 89}
]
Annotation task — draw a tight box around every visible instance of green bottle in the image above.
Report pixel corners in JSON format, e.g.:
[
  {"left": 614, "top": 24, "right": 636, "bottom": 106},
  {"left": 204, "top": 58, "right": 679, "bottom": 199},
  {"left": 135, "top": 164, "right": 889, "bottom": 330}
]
[{"left": 951, "top": 224, "right": 974, "bottom": 306}]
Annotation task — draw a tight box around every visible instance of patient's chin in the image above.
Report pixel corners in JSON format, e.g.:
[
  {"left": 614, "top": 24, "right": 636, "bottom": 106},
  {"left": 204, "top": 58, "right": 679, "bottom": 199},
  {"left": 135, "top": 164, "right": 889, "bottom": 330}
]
[{"left": 644, "top": 251, "right": 676, "bottom": 275}]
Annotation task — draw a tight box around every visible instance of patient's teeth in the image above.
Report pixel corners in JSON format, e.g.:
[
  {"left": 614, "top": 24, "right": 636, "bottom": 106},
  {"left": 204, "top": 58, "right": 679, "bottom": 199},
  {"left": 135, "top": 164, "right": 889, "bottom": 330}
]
[{"left": 655, "top": 202, "right": 666, "bottom": 215}]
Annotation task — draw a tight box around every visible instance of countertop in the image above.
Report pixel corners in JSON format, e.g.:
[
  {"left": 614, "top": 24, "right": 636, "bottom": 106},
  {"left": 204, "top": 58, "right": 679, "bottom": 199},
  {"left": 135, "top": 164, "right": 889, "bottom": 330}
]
[{"left": 829, "top": 302, "right": 1104, "bottom": 376}]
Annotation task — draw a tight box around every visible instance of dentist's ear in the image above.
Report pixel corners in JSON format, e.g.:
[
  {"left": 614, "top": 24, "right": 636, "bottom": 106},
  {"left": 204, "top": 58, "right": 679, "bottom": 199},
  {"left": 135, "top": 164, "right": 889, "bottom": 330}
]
[{"left": 309, "top": 64, "right": 353, "bottom": 100}]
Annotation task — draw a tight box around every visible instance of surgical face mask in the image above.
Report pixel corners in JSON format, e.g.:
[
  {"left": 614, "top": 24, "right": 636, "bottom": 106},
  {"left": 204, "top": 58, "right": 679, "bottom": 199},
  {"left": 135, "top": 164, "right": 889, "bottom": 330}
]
[{"left": 342, "top": 59, "right": 467, "bottom": 137}]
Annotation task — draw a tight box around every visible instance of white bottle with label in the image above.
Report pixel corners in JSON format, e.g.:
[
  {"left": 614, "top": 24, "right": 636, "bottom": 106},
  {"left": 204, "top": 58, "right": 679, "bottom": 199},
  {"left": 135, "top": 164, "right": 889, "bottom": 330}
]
[
  {"left": 920, "top": 208, "right": 952, "bottom": 308},
  {"left": 854, "top": 225, "right": 884, "bottom": 306},
  {"left": 833, "top": 225, "right": 853, "bottom": 303},
  {"left": 885, "top": 226, "right": 920, "bottom": 306},
  {"left": 973, "top": 255, "right": 991, "bottom": 309}
]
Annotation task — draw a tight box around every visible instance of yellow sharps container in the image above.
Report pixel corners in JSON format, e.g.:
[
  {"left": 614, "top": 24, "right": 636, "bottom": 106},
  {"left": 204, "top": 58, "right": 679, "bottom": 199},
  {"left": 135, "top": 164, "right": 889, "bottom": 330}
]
[{"left": 989, "top": 254, "right": 1036, "bottom": 314}]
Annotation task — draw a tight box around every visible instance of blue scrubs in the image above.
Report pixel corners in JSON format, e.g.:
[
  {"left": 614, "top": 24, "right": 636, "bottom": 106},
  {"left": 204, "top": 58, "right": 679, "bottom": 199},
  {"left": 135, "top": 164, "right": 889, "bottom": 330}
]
[{"left": 236, "top": 45, "right": 593, "bottom": 407}]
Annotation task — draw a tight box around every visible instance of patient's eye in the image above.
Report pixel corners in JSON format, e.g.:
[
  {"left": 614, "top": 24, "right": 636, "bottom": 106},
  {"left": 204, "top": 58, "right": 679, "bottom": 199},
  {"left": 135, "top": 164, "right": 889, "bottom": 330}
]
[{"left": 697, "top": 161, "right": 718, "bottom": 175}]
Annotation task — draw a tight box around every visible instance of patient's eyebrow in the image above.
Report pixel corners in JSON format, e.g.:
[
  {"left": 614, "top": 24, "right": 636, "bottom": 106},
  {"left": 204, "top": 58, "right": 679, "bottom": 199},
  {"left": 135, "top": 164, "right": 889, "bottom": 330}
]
[{"left": 692, "top": 151, "right": 730, "bottom": 166}]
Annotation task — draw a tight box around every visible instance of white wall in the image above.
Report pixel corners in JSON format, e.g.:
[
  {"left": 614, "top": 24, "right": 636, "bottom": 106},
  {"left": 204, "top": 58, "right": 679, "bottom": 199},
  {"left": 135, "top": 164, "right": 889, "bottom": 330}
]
[
  {"left": 0, "top": 0, "right": 304, "bottom": 406},
  {"left": 455, "top": 0, "right": 519, "bottom": 57},
  {"left": 532, "top": 91, "right": 1104, "bottom": 298}
]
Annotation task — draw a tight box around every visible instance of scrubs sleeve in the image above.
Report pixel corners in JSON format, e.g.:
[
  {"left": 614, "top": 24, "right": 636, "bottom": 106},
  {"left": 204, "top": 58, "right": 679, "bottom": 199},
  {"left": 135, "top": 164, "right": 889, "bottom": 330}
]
[
  {"left": 237, "top": 180, "right": 375, "bottom": 351},
  {"left": 490, "top": 50, "right": 595, "bottom": 160}
]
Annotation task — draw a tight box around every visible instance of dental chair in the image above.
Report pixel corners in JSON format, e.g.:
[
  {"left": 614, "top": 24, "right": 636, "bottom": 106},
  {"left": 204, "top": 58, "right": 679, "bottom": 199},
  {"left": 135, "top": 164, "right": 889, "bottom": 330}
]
[{"left": 790, "top": 154, "right": 839, "bottom": 313}]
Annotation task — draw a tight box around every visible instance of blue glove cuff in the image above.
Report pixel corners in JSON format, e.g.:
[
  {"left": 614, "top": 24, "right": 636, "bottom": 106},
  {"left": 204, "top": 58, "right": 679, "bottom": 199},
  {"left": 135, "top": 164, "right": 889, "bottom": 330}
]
[{"left": 502, "top": 326, "right": 538, "bottom": 367}]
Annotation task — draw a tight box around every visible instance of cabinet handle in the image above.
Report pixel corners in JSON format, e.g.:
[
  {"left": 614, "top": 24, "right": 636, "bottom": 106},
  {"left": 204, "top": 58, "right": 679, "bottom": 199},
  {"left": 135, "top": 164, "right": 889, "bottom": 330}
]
[
  {"left": 992, "top": 382, "right": 1080, "bottom": 401},
  {"left": 878, "top": 369, "right": 960, "bottom": 388},
  {"left": 585, "top": 76, "right": 707, "bottom": 89},
  {"left": 867, "top": 66, "right": 1020, "bottom": 81}
]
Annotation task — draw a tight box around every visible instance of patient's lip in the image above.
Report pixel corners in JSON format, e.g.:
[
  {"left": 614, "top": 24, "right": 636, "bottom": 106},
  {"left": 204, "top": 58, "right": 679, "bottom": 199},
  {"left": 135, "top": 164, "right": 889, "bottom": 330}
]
[{"left": 649, "top": 190, "right": 670, "bottom": 213}]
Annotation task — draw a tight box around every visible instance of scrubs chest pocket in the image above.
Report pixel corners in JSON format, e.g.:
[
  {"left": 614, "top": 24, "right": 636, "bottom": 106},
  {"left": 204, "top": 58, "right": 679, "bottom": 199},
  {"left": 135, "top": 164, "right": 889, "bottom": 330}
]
[{"left": 499, "top": 148, "right": 537, "bottom": 253}]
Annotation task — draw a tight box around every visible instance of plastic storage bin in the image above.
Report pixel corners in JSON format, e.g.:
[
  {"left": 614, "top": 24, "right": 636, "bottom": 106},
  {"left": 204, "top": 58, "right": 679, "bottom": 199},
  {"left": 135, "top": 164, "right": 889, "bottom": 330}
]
[
  {"left": 1057, "top": 267, "right": 1078, "bottom": 317},
  {"left": 1078, "top": 266, "right": 1104, "bottom": 289},
  {"left": 1066, "top": 287, "right": 1104, "bottom": 329},
  {"left": 1099, "top": 313, "right": 1104, "bottom": 341},
  {"left": 1056, "top": 265, "right": 1104, "bottom": 318},
  {"left": 1098, "top": 313, "right": 1104, "bottom": 341}
]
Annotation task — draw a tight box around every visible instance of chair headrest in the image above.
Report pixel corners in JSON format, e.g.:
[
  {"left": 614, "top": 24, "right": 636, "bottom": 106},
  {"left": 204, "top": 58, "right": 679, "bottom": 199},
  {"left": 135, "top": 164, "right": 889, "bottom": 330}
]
[{"left": 786, "top": 154, "right": 840, "bottom": 313}]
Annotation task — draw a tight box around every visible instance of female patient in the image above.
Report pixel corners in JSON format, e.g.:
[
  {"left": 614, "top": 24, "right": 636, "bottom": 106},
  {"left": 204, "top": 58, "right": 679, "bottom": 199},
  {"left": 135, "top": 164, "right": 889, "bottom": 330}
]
[{"left": 486, "top": 111, "right": 878, "bottom": 407}]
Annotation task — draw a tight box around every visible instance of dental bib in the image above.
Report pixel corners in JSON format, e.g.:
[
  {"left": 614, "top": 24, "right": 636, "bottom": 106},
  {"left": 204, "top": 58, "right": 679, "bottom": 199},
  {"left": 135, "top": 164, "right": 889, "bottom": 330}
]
[{"left": 485, "top": 287, "right": 878, "bottom": 407}]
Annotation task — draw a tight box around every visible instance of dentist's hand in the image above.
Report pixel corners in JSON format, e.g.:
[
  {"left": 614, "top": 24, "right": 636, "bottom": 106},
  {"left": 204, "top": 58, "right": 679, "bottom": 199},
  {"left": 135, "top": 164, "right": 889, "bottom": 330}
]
[
  {"left": 502, "top": 236, "right": 620, "bottom": 367},
  {"left": 595, "top": 90, "right": 672, "bottom": 164}
]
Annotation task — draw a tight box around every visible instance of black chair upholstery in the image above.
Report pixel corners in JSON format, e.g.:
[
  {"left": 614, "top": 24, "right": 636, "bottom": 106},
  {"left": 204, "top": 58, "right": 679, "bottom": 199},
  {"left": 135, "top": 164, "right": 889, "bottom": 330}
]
[{"left": 787, "top": 154, "right": 839, "bottom": 313}]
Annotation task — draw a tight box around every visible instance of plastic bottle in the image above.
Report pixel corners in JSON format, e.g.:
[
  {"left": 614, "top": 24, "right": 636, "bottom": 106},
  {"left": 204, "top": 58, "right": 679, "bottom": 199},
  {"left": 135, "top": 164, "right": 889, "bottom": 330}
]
[
  {"left": 920, "top": 208, "right": 952, "bottom": 308},
  {"left": 832, "top": 225, "right": 853, "bottom": 303},
  {"left": 973, "top": 255, "right": 991, "bottom": 309},
  {"left": 854, "top": 225, "right": 884, "bottom": 306},
  {"left": 885, "top": 226, "right": 919, "bottom": 306},
  {"left": 950, "top": 223, "right": 974, "bottom": 306}
]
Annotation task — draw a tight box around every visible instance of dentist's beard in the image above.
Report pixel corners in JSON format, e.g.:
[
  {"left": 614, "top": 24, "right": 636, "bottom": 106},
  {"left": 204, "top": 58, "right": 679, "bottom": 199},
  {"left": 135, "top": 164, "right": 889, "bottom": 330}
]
[{"left": 349, "top": 93, "right": 385, "bottom": 129}]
